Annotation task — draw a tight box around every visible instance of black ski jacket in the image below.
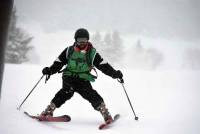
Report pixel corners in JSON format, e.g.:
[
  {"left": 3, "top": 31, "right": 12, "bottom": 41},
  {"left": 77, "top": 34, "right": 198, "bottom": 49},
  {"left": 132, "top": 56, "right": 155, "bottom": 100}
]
[{"left": 49, "top": 43, "right": 118, "bottom": 78}]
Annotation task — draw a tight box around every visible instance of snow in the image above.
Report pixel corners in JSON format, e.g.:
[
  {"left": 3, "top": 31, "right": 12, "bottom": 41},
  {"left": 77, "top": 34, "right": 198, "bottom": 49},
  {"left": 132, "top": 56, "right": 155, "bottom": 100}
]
[
  {"left": 1, "top": 64, "right": 200, "bottom": 134},
  {"left": 2, "top": 0, "right": 200, "bottom": 133}
]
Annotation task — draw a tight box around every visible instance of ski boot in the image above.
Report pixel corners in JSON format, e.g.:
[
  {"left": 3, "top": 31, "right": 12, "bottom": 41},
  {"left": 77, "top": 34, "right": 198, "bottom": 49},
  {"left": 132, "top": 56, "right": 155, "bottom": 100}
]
[
  {"left": 97, "top": 102, "right": 113, "bottom": 123},
  {"left": 40, "top": 102, "right": 56, "bottom": 117}
]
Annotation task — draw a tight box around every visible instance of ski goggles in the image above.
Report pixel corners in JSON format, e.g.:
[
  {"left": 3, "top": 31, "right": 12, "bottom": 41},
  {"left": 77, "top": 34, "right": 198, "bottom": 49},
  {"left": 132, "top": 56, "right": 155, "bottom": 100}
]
[{"left": 76, "top": 38, "right": 88, "bottom": 43}]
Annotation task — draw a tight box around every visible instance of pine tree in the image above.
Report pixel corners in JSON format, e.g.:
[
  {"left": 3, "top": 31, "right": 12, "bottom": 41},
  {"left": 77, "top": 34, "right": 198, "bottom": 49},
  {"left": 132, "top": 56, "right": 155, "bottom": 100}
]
[
  {"left": 5, "top": 8, "right": 33, "bottom": 64},
  {"left": 103, "top": 31, "right": 124, "bottom": 64},
  {"left": 131, "top": 39, "right": 146, "bottom": 68},
  {"left": 184, "top": 48, "right": 200, "bottom": 70},
  {"left": 91, "top": 31, "right": 104, "bottom": 53},
  {"left": 103, "top": 32, "right": 113, "bottom": 61},
  {"left": 111, "top": 30, "right": 124, "bottom": 61},
  {"left": 91, "top": 30, "right": 124, "bottom": 65},
  {"left": 131, "top": 39, "right": 163, "bottom": 70}
]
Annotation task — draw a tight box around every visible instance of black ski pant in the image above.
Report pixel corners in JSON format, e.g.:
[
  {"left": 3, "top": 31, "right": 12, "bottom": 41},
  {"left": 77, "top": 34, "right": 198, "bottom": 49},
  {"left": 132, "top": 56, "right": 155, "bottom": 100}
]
[{"left": 51, "top": 75, "right": 104, "bottom": 110}]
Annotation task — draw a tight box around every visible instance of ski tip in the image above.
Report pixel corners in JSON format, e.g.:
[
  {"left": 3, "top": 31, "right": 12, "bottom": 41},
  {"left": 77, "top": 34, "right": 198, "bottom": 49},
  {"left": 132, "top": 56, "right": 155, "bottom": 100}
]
[
  {"left": 24, "top": 111, "right": 31, "bottom": 117},
  {"left": 24, "top": 111, "right": 28, "bottom": 114},
  {"left": 99, "top": 114, "right": 120, "bottom": 130},
  {"left": 63, "top": 115, "right": 71, "bottom": 121},
  {"left": 99, "top": 124, "right": 106, "bottom": 130}
]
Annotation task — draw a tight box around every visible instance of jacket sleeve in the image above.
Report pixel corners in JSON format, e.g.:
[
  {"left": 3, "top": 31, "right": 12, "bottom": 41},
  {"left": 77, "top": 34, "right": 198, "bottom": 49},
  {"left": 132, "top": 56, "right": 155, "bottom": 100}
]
[
  {"left": 49, "top": 47, "right": 68, "bottom": 74},
  {"left": 93, "top": 52, "right": 117, "bottom": 78}
]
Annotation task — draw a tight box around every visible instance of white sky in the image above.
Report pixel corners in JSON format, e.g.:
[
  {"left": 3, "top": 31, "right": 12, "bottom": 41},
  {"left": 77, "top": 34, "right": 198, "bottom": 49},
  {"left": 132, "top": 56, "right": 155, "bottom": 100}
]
[{"left": 14, "top": 0, "right": 200, "bottom": 41}]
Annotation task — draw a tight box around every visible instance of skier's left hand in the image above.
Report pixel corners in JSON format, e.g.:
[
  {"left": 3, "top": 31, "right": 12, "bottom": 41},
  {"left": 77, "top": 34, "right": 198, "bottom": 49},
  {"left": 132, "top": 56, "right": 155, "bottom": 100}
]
[{"left": 112, "top": 70, "right": 123, "bottom": 79}]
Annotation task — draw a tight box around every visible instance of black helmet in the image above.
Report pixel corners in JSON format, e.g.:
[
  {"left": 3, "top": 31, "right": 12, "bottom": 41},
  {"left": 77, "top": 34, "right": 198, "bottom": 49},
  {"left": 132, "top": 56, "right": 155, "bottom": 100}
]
[{"left": 74, "top": 28, "right": 89, "bottom": 41}]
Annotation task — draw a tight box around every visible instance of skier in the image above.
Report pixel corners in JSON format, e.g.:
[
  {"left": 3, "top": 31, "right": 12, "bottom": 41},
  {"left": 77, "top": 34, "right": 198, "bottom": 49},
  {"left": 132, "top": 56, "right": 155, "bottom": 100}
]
[{"left": 41, "top": 28, "right": 123, "bottom": 123}]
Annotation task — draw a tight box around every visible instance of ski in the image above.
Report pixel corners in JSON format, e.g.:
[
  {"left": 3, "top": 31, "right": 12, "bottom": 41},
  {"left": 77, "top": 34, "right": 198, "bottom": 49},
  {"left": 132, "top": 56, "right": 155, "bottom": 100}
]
[
  {"left": 24, "top": 111, "right": 71, "bottom": 122},
  {"left": 99, "top": 114, "right": 120, "bottom": 130}
]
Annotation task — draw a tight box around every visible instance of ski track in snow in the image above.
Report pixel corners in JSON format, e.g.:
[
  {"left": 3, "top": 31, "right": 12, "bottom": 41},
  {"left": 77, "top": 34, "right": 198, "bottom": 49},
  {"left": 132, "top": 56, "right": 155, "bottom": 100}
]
[{"left": 1, "top": 64, "right": 200, "bottom": 134}]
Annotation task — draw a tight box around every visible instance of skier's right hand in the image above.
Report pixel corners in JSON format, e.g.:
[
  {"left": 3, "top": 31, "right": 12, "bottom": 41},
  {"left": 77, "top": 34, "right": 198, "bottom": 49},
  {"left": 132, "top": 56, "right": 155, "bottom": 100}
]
[{"left": 42, "top": 67, "right": 51, "bottom": 75}]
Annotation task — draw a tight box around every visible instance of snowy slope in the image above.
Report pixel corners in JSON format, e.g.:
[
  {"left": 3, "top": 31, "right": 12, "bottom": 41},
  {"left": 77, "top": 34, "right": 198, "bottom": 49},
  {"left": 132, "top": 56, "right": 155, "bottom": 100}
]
[{"left": 1, "top": 64, "right": 200, "bottom": 134}]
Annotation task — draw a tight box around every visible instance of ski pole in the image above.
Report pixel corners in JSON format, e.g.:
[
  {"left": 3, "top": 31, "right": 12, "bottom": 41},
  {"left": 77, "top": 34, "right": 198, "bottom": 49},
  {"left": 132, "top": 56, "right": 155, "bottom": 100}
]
[
  {"left": 17, "top": 75, "right": 44, "bottom": 110},
  {"left": 118, "top": 78, "right": 139, "bottom": 120}
]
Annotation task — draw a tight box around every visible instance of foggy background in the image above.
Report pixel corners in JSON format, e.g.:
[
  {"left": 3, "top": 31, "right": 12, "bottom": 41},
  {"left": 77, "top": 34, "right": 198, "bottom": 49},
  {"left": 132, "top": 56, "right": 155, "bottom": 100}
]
[
  {"left": 5, "top": 0, "right": 200, "bottom": 69},
  {"left": 15, "top": 0, "right": 200, "bottom": 41},
  {"left": 1, "top": 1, "right": 200, "bottom": 134}
]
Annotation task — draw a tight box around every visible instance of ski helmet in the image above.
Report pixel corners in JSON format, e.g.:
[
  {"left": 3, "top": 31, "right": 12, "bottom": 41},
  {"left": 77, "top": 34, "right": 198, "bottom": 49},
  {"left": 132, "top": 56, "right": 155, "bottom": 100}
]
[{"left": 74, "top": 28, "right": 89, "bottom": 41}]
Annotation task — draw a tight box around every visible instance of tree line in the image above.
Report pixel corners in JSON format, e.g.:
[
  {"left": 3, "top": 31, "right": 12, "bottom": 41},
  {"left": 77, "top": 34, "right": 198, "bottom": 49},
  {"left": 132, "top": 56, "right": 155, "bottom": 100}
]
[{"left": 6, "top": 8, "right": 200, "bottom": 70}]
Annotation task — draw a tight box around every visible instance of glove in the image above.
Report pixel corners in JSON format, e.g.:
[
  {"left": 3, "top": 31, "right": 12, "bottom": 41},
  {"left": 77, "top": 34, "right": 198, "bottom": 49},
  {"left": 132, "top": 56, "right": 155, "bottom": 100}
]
[
  {"left": 42, "top": 67, "right": 51, "bottom": 75},
  {"left": 112, "top": 70, "right": 123, "bottom": 79}
]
